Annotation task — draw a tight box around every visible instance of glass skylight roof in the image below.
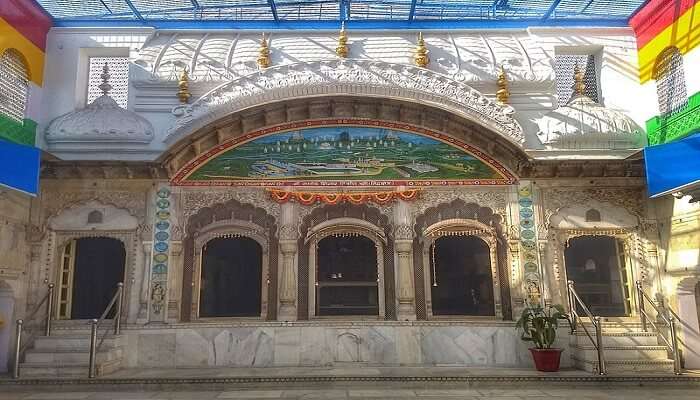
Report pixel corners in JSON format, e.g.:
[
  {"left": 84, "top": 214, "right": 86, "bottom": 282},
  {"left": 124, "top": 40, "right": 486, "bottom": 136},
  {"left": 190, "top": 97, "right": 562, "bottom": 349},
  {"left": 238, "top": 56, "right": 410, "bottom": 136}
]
[{"left": 36, "top": 0, "right": 646, "bottom": 28}]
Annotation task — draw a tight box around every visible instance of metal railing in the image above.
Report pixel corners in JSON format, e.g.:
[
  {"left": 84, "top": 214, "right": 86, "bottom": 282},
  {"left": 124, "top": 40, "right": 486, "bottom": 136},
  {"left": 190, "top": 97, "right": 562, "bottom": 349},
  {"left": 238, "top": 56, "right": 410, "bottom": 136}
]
[
  {"left": 636, "top": 280, "right": 682, "bottom": 375},
  {"left": 12, "top": 283, "right": 55, "bottom": 379},
  {"left": 88, "top": 282, "right": 125, "bottom": 378},
  {"left": 566, "top": 280, "right": 606, "bottom": 375}
]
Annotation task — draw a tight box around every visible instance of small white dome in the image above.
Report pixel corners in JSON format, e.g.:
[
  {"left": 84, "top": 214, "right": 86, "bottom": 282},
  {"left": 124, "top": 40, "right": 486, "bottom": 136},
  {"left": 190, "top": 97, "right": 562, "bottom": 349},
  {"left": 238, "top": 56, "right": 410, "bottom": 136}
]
[
  {"left": 537, "top": 95, "right": 645, "bottom": 150},
  {"left": 46, "top": 95, "right": 154, "bottom": 144}
]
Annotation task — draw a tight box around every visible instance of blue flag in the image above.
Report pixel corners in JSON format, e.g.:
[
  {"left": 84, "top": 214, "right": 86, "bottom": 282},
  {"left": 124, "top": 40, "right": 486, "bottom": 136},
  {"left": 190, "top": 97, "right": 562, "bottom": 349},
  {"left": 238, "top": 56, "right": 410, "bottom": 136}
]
[{"left": 644, "top": 133, "right": 700, "bottom": 198}]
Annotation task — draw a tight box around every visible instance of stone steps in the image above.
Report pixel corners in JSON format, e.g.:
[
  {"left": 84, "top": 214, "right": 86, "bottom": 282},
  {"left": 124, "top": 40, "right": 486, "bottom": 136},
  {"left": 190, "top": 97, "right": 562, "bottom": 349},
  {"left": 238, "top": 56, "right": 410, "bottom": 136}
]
[
  {"left": 571, "top": 355, "right": 676, "bottom": 374},
  {"left": 570, "top": 344, "right": 668, "bottom": 360},
  {"left": 18, "top": 332, "right": 124, "bottom": 378}
]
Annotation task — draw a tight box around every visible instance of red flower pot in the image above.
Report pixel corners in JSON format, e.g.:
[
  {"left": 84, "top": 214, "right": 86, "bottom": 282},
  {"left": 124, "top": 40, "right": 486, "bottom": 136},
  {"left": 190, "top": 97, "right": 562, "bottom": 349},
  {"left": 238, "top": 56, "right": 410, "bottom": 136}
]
[{"left": 529, "top": 348, "right": 563, "bottom": 372}]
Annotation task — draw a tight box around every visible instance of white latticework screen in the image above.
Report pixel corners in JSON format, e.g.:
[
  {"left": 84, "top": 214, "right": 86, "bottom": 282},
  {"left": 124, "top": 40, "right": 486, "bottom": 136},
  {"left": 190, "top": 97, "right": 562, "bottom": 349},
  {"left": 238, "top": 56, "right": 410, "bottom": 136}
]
[
  {"left": 554, "top": 54, "right": 599, "bottom": 106},
  {"left": 0, "top": 49, "right": 30, "bottom": 123},
  {"left": 654, "top": 47, "right": 687, "bottom": 115},
  {"left": 87, "top": 56, "right": 129, "bottom": 108}
]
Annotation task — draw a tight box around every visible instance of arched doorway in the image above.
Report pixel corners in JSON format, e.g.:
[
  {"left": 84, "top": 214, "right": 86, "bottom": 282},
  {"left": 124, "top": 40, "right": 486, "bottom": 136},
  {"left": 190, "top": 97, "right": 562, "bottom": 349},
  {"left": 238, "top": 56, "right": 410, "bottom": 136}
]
[
  {"left": 429, "top": 236, "right": 495, "bottom": 316},
  {"left": 316, "top": 235, "right": 379, "bottom": 316},
  {"left": 564, "top": 236, "right": 632, "bottom": 317},
  {"left": 199, "top": 236, "right": 263, "bottom": 318},
  {"left": 57, "top": 237, "right": 126, "bottom": 319}
]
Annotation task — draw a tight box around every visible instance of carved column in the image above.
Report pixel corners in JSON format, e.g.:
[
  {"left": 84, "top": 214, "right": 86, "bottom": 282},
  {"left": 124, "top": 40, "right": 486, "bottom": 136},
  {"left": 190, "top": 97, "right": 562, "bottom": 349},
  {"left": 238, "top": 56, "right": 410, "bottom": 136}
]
[
  {"left": 277, "top": 202, "right": 299, "bottom": 320},
  {"left": 394, "top": 199, "right": 416, "bottom": 320}
]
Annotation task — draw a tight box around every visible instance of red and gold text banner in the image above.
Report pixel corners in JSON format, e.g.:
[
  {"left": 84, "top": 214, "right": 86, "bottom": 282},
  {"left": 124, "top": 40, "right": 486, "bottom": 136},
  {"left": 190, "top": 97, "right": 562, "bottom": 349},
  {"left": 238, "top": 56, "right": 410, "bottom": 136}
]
[{"left": 268, "top": 188, "right": 421, "bottom": 206}]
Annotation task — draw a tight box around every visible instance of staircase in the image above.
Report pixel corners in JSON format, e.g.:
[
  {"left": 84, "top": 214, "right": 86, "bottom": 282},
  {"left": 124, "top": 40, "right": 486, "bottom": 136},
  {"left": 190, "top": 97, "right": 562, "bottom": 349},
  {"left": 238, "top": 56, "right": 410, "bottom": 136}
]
[
  {"left": 570, "top": 320, "right": 676, "bottom": 374},
  {"left": 18, "top": 327, "right": 124, "bottom": 378}
]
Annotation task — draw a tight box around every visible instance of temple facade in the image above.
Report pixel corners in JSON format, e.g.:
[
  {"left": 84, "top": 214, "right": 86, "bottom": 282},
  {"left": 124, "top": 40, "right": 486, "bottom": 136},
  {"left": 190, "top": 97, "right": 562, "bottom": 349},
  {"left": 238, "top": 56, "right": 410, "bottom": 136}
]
[{"left": 0, "top": 17, "right": 699, "bottom": 376}]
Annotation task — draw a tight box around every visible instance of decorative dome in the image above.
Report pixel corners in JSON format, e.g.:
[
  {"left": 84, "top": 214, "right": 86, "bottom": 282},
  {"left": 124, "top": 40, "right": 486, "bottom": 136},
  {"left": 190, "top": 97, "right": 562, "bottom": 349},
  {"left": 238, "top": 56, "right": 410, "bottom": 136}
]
[
  {"left": 537, "top": 66, "right": 645, "bottom": 150},
  {"left": 46, "top": 65, "right": 154, "bottom": 145}
]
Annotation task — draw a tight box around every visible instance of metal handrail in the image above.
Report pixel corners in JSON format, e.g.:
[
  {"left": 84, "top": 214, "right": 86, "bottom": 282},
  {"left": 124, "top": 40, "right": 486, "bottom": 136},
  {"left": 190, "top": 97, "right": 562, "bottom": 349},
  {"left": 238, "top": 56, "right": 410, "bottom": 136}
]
[
  {"left": 88, "top": 282, "right": 124, "bottom": 378},
  {"left": 12, "top": 283, "right": 55, "bottom": 379},
  {"left": 636, "top": 281, "right": 682, "bottom": 375},
  {"left": 567, "top": 280, "right": 606, "bottom": 375}
]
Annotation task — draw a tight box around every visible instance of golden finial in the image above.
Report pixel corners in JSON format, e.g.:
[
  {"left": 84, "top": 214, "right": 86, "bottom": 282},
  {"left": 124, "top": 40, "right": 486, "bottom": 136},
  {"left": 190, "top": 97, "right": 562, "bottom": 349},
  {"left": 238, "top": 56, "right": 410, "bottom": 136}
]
[
  {"left": 413, "top": 32, "right": 429, "bottom": 68},
  {"left": 496, "top": 65, "right": 510, "bottom": 104},
  {"left": 336, "top": 22, "right": 349, "bottom": 58},
  {"left": 573, "top": 64, "right": 586, "bottom": 96},
  {"left": 177, "top": 68, "right": 191, "bottom": 104},
  {"left": 257, "top": 33, "right": 271, "bottom": 69}
]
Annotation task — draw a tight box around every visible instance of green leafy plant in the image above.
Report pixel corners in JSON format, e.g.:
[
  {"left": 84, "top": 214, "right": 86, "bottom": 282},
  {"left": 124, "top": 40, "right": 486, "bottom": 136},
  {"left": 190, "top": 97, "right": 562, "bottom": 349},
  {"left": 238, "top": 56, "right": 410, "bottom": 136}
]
[{"left": 516, "top": 304, "right": 569, "bottom": 349}]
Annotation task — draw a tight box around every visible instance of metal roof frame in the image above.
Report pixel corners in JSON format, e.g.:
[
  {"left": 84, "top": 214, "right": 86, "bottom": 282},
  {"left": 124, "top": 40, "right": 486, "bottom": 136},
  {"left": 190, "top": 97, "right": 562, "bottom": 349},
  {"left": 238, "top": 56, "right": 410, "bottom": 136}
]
[{"left": 35, "top": 0, "right": 647, "bottom": 29}]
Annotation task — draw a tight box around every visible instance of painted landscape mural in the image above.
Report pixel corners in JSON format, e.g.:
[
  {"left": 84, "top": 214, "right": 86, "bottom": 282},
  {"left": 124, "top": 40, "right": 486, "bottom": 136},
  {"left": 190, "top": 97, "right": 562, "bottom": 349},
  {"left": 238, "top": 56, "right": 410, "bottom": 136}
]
[{"left": 180, "top": 126, "right": 511, "bottom": 185}]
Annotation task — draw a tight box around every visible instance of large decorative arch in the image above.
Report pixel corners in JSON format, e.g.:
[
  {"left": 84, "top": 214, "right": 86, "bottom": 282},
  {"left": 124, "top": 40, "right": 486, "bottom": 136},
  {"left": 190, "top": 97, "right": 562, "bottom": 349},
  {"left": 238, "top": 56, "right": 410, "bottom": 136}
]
[
  {"left": 413, "top": 198, "right": 511, "bottom": 320},
  {"left": 296, "top": 203, "right": 394, "bottom": 320},
  {"left": 181, "top": 198, "right": 278, "bottom": 321},
  {"left": 166, "top": 60, "right": 524, "bottom": 148}
]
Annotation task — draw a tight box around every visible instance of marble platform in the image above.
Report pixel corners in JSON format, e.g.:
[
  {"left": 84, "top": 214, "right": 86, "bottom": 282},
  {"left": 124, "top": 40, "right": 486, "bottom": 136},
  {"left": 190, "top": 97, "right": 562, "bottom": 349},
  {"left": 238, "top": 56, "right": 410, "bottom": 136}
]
[{"left": 122, "top": 323, "right": 573, "bottom": 369}]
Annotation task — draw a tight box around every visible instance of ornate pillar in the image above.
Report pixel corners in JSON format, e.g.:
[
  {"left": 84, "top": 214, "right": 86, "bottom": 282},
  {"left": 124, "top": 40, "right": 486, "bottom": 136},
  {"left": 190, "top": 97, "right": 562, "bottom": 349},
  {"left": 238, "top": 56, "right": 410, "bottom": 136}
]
[
  {"left": 147, "top": 185, "right": 173, "bottom": 323},
  {"left": 277, "top": 202, "right": 299, "bottom": 321},
  {"left": 394, "top": 199, "right": 416, "bottom": 320}
]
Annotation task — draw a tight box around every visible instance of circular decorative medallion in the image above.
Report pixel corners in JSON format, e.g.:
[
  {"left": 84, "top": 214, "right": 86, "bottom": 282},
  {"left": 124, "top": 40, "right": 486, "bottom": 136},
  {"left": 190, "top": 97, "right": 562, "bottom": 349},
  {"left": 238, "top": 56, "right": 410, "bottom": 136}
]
[
  {"left": 154, "top": 253, "right": 168, "bottom": 263},
  {"left": 156, "top": 210, "right": 171, "bottom": 220},
  {"left": 520, "top": 219, "right": 533, "bottom": 229},
  {"left": 524, "top": 252, "right": 537, "bottom": 262},
  {"left": 518, "top": 187, "right": 531, "bottom": 197},
  {"left": 519, "top": 209, "right": 533, "bottom": 218},
  {"left": 518, "top": 198, "right": 533, "bottom": 207},
  {"left": 157, "top": 188, "right": 171, "bottom": 198},
  {"left": 522, "top": 240, "right": 536, "bottom": 250},
  {"left": 524, "top": 262, "right": 538, "bottom": 272},
  {"left": 154, "top": 242, "right": 169, "bottom": 252},
  {"left": 153, "top": 264, "right": 167, "bottom": 274},
  {"left": 521, "top": 230, "right": 535, "bottom": 239},
  {"left": 155, "top": 231, "right": 169, "bottom": 241},
  {"left": 156, "top": 199, "right": 170, "bottom": 209},
  {"left": 155, "top": 221, "right": 170, "bottom": 231}
]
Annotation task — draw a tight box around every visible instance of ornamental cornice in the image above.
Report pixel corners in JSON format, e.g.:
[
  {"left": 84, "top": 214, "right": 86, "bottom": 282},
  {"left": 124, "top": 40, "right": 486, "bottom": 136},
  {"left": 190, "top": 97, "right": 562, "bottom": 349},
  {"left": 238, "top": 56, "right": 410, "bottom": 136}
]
[
  {"left": 166, "top": 60, "right": 524, "bottom": 147},
  {"left": 42, "top": 190, "right": 148, "bottom": 223},
  {"left": 411, "top": 189, "right": 508, "bottom": 219},
  {"left": 541, "top": 187, "right": 645, "bottom": 224},
  {"left": 181, "top": 188, "right": 279, "bottom": 223}
]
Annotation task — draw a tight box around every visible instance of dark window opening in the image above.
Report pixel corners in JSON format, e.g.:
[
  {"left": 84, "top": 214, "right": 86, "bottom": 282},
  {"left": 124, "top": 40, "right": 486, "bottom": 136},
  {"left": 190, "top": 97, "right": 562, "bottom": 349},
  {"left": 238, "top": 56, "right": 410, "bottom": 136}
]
[
  {"left": 585, "top": 209, "right": 601, "bottom": 222},
  {"left": 429, "top": 235, "right": 495, "bottom": 316},
  {"left": 87, "top": 210, "right": 103, "bottom": 224},
  {"left": 199, "top": 237, "right": 262, "bottom": 318},
  {"left": 565, "top": 236, "right": 631, "bottom": 317},
  {"left": 317, "top": 235, "right": 379, "bottom": 316},
  {"left": 71, "top": 237, "right": 125, "bottom": 319}
]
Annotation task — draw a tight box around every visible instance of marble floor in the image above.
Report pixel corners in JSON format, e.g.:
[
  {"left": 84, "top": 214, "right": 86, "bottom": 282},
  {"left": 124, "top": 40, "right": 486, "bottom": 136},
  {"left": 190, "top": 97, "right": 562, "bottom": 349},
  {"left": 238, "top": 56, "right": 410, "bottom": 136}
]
[{"left": 0, "top": 386, "right": 699, "bottom": 400}]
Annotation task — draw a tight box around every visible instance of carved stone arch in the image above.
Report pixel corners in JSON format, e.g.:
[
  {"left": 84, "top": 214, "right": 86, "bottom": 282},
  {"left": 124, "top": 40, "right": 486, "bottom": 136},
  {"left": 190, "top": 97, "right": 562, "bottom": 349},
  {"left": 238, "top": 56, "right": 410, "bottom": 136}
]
[
  {"left": 165, "top": 60, "right": 523, "bottom": 146},
  {"left": 413, "top": 198, "right": 511, "bottom": 320},
  {"left": 181, "top": 198, "right": 278, "bottom": 321},
  {"left": 161, "top": 97, "right": 529, "bottom": 180},
  {"left": 43, "top": 192, "right": 148, "bottom": 229},
  {"left": 297, "top": 203, "right": 394, "bottom": 320}
]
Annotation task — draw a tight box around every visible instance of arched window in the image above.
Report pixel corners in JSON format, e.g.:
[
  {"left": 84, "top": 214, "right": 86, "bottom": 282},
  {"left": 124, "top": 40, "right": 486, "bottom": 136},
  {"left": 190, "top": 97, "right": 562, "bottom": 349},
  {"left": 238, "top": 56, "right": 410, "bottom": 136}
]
[
  {"left": 199, "top": 236, "right": 263, "bottom": 318},
  {"left": 0, "top": 49, "right": 30, "bottom": 123},
  {"left": 429, "top": 235, "right": 495, "bottom": 316},
  {"left": 654, "top": 47, "right": 687, "bottom": 115},
  {"left": 87, "top": 210, "right": 104, "bottom": 224},
  {"left": 564, "top": 236, "right": 631, "bottom": 317},
  {"left": 585, "top": 209, "right": 601, "bottom": 222},
  {"left": 316, "top": 235, "right": 379, "bottom": 316}
]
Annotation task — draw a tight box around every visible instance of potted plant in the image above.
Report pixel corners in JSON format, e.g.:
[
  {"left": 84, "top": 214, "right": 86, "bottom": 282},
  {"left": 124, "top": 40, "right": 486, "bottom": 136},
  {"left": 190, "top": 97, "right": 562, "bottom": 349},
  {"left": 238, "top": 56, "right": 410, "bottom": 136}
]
[{"left": 516, "top": 303, "right": 569, "bottom": 372}]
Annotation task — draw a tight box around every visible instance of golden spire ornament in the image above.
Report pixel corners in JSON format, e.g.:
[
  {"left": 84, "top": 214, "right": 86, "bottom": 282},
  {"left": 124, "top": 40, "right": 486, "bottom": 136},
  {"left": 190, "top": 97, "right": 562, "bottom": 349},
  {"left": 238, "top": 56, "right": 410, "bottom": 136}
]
[
  {"left": 177, "top": 68, "right": 191, "bottom": 104},
  {"left": 413, "top": 32, "right": 429, "bottom": 68},
  {"left": 257, "top": 33, "right": 271, "bottom": 69},
  {"left": 335, "top": 22, "right": 349, "bottom": 58},
  {"left": 496, "top": 65, "right": 510, "bottom": 104},
  {"left": 573, "top": 64, "right": 586, "bottom": 96}
]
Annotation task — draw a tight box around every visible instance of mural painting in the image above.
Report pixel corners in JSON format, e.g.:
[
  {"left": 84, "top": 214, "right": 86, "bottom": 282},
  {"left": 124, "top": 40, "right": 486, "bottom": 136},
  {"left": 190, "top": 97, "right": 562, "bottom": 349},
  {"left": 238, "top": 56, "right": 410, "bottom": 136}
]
[{"left": 173, "top": 122, "right": 515, "bottom": 187}]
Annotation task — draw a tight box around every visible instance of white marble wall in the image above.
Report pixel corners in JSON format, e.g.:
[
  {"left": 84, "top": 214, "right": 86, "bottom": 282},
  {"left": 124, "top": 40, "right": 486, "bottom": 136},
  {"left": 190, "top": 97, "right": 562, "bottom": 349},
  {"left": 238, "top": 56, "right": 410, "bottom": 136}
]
[{"left": 123, "top": 325, "right": 572, "bottom": 369}]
